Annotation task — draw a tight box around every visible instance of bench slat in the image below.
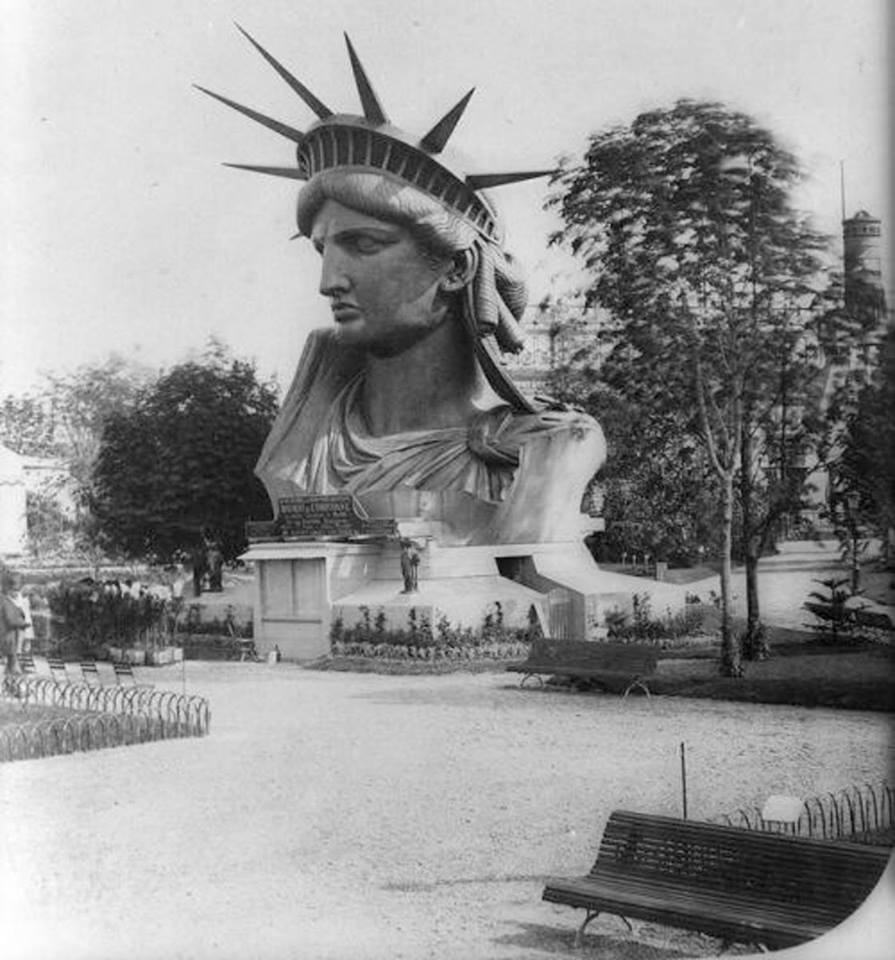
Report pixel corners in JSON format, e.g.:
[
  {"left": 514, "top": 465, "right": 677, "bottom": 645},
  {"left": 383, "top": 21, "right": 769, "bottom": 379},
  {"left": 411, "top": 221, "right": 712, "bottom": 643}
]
[{"left": 543, "top": 876, "right": 830, "bottom": 947}]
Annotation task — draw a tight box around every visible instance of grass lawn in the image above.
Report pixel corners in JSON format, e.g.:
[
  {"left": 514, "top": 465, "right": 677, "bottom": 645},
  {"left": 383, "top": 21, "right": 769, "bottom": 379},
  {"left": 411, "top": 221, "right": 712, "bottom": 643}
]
[
  {"left": 0, "top": 699, "right": 94, "bottom": 730},
  {"left": 316, "top": 625, "right": 895, "bottom": 712}
]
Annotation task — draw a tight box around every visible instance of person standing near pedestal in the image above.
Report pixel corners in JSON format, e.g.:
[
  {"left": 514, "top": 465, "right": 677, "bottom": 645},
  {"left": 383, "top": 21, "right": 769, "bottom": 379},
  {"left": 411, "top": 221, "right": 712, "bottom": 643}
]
[{"left": 399, "top": 540, "right": 421, "bottom": 593}]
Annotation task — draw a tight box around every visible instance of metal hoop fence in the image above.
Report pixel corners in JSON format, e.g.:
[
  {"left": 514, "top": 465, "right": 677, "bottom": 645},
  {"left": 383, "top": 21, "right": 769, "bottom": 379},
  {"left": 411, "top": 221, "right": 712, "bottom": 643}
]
[
  {"left": 716, "top": 782, "right": 894, "bottom": 844},
  {"left": 1, "top": 675, "right": 210, "bottom": 763}
]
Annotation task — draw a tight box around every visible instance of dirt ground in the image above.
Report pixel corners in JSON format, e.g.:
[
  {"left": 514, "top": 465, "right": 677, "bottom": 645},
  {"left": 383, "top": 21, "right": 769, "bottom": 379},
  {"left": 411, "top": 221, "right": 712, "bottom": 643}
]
[{"left": 2, "top": 662, "right": 892, "bottom": 960}]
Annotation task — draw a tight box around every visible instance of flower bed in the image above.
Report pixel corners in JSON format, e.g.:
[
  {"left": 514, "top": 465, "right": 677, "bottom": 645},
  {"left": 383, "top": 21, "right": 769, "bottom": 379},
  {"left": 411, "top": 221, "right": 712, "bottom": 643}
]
[{"left": 329, "top": 604, "right": 540, "bottom": 665}]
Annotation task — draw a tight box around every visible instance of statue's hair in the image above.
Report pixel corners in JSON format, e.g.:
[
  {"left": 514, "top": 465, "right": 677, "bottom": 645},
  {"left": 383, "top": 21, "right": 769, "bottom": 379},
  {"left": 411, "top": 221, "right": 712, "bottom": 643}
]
[{"left": 297, "top": 170, "right": 528, "bottom": 352}]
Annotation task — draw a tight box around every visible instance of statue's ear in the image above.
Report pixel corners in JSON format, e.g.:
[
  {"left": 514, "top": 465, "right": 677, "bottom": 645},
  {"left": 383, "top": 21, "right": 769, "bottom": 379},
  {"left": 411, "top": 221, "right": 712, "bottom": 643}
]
[{"left": 440, "top": 247, "right": 478, "bottom": 292}]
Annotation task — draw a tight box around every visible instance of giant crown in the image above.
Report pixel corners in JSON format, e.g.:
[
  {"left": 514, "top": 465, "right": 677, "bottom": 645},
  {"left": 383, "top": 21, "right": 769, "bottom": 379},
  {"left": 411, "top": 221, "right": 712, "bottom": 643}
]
[{"left": 196, "top": 27, "right": 552, "bottom": 242}]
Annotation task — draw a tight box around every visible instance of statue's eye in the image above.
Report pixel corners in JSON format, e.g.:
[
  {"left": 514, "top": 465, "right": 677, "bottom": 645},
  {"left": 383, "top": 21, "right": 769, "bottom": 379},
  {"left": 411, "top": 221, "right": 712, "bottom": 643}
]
[{"left": 348, "top": 234, "right": 386, "bottom": 254}]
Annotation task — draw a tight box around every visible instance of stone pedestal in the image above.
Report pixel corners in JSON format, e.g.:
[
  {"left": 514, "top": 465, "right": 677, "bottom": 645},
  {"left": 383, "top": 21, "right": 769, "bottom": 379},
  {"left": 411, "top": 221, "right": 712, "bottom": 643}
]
[{"left": 242, "top": 532, "right": 690, "bottom": 661}]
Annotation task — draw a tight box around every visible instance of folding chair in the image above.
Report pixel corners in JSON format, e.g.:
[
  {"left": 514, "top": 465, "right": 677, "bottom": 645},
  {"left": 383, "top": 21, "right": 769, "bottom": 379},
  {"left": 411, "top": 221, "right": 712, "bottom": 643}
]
[
  {"left": 112, "top": 661, "right": 154, "bottom": 689},
  {"left": 5, "top": 653, "right": 37, "bottom": 708},
  {"left": 79, "top": 660, "right": 105, "bottom": 688},
  {"left": 44, "top": 655, "right": 83, "bottom": 707},
  {"left": 47, "top": 656, "right": 71, "bottom": 684}
]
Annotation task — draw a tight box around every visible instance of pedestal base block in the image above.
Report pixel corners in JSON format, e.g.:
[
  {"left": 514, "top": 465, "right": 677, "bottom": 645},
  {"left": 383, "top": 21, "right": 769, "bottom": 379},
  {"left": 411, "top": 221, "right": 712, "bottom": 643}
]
[{"left": 241, "top": 538, "right": 691, "bottom": 661}]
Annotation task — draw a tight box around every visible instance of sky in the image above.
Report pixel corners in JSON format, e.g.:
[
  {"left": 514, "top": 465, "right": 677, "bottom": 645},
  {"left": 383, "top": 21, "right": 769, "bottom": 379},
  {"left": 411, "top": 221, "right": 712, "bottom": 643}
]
[{"left": 1, "top": 0, "right": 890, "bottom": 399}]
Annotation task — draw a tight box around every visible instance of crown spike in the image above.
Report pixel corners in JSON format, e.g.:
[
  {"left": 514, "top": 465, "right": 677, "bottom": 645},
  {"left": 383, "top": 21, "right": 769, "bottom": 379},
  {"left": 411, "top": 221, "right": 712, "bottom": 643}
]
[
  {"left": 419, "top": 88, "right": 475, "bottom": 154},
  {"left": 343, "top": 34, "right": 388, "bottom": 125},
  {"left": 466, "top": 170, "right": 555, "bottom": 191},
  {"left": 234, "top": 23, "right": 332, "bottom": 120},
  {"left": 223, "top": 163, "right": 307, "bottom": 180},
  {"left": 194, "top": 85, "right": 306, "bottom": 144}
]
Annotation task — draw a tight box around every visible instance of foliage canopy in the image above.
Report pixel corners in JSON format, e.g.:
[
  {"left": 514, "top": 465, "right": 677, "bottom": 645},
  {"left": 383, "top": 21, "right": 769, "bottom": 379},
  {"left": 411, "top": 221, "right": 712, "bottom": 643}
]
[
  {"left": 90, "top": 343, "right": 278, "bottom": 562},
  {"left": 547, "top": 99, "right": 838, "bottom": 673}
]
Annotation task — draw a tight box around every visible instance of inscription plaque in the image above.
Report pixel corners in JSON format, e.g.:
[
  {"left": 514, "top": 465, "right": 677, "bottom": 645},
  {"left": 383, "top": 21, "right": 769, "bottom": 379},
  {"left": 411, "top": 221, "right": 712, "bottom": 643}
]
[{"left": 246, "top": 495, "right": 397, "bottom": 542}]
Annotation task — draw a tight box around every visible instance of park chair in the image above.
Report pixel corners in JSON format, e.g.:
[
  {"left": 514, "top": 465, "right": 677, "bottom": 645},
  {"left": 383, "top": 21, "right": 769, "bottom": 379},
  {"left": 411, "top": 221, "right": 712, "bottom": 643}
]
[
  {"left": 4, "top": 653, "right": 37, "bottom": 708},
  {"left": 46, "top": 656, "right": 71, "bottom": 685},
  {"left": 112, "top": 661, "right": 154, "bottom": 690},
  {"left": 78, "top": 661, "right": 105, "bottom": 688},
  {"left": 18, "top": 653, "right": 36, "bottom": 675}
]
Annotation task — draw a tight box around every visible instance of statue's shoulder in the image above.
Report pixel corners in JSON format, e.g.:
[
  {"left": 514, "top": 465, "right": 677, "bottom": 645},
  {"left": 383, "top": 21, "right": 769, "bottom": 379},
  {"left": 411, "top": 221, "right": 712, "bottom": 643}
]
[
  {"left": 256, "top": 328, "right": 364, "bottom": 479},
  {"left": 468, "top": 404, "right": 602, "bottom": 466}
]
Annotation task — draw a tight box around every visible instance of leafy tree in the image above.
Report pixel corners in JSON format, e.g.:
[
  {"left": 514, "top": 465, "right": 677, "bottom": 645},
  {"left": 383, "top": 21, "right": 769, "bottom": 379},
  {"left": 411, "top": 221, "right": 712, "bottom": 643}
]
[
  {"left": 547, "top": 368, "right": 723, "bottom": 565},
  {"left": 548, "top": 99, "right": 833, "bottom": 675},
  {"left": 90, "top": 342, "right": 278, "bottom": 562},
  {"left": 0, "top": 395, "right": 60, "bottom": 457},
  {"left": 41, "top": 355, "right": 152, "bottom": 504},
  {"left": 1, "top": 355, "right": 150, "bottom": 557},
  {"left": 824, "top": 324, "right": 895, "bottom": 565},
  {"left": 25, "top": 487, "right": 72, "bottom": 557}
]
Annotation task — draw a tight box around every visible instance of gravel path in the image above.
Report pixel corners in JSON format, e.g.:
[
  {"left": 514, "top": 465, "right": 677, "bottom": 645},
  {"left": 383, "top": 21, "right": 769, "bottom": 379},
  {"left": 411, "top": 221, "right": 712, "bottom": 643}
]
[{"left": 2, "top": 663, "right": 892, "bottom": 960}]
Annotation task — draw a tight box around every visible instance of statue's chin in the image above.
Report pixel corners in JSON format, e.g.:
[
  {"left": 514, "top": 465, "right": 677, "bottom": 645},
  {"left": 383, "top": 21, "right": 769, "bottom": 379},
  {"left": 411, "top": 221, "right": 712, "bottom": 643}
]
[{"left": 334, "top": 326, "right": 436, "bottom": 360}]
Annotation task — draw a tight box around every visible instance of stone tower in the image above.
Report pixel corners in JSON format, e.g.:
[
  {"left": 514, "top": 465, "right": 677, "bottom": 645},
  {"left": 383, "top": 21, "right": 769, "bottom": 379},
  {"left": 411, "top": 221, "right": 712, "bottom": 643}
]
[{"left": 843, "top": 210, "right": 885, "bottom": 321}]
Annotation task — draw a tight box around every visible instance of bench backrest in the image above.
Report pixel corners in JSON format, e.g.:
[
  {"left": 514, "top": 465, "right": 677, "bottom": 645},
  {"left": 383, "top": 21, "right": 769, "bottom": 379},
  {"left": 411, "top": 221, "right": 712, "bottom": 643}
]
[
  {"left": 79, "top": 661, "right": 101, "bottom": 684},
  {"left": 527, "top": 639, "right": 658, "bottom": 672},
  {"left": 594, "top": 810, "right": 888, "bottom": 917},
  {"left": 18, "top": 654, "right": 36, "bottom": 673},
  {"left": 47, "top": 656, "right": 68, "bottom": 679},
  {"left": 113, "top": 661, "right": 136, "bottom": 684}
]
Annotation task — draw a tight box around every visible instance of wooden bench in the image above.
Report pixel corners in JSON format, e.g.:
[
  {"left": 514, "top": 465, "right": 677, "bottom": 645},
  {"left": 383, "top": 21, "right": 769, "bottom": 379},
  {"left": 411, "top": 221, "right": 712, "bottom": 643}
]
[
  {"left": 507, "top": 638, "right": 658, "bottom": 697},
  {"left": 543, "top": 809, "right": 889, "bottom": 950}
]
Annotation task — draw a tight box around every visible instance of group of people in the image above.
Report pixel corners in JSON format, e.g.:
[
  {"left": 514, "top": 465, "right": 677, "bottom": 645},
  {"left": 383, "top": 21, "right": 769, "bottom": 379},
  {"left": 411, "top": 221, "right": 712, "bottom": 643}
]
[{"left": 189, "top": 535, "right": 224, "bottom": 597}]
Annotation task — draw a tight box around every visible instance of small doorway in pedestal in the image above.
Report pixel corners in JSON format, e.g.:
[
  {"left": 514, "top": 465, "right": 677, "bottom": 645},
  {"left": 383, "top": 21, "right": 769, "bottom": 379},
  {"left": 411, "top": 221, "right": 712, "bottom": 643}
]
[{"left": 258, "top": 557, "right": 328, "bottom": 660}]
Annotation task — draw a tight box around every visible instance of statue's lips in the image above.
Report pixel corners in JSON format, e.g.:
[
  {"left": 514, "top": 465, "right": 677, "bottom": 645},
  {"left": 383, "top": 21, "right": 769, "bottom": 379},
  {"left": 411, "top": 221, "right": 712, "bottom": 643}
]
[{"left": 331, "top": 305, "right": 361, "bottom": 322}]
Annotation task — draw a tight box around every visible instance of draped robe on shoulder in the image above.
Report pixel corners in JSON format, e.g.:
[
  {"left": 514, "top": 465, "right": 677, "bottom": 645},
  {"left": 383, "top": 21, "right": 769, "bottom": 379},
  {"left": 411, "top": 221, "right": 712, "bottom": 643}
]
[{"left": 256, "top": 330, "right": 605, "bottom": 545}]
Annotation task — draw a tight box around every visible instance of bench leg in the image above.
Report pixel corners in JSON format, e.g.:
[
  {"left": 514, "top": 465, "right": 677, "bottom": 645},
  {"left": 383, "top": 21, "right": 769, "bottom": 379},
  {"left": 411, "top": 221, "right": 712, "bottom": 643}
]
[
  {"left": 718, "top": 939, "right": 768, "bottom": 954},
  {"left": 574, "top": 910, "right": 600, "bottom": 948},
  {"left": 623, "top": 678, "right": 651, "bottom": 699}
]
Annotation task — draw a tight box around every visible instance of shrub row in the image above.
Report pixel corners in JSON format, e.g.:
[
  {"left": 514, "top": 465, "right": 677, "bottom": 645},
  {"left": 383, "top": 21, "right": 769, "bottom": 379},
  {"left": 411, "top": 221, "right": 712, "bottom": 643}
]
[
  {"left": 605, "top": 592, "right": 706, "bottom": 644},
  {"left": 331, "top": 640, "right": 531, "bottom": 661},
  {"left": 330, "top": 605, "right": 541, "bottom": 660}
]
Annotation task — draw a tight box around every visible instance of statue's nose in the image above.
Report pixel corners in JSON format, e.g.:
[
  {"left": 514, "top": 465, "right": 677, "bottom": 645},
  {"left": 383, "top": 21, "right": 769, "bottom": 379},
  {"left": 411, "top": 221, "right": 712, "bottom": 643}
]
[{"left": 319, "top": 245, "right": 350, "bottom": 296}]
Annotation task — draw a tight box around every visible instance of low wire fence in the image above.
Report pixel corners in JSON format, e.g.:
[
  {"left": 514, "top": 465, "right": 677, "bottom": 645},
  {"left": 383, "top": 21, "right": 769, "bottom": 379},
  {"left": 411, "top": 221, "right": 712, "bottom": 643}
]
[
  {"left": 716, "top": 782, "right": 894, "bottom": 845},
  {"left": 1, "top": 675, "right": 210, "bottom": 763}
]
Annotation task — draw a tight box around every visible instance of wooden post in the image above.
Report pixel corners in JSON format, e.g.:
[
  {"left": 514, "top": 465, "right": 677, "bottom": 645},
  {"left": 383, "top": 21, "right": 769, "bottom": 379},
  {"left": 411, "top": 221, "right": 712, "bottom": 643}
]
[{"left": 680, "top": 741, "right": 688, "bottom": 819}]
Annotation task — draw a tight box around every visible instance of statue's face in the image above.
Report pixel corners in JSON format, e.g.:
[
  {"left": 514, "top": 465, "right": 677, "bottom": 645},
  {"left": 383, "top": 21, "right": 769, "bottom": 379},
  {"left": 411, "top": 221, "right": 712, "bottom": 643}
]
[{"left": 310, "top": 200, "right": 453, "bottom": 356}]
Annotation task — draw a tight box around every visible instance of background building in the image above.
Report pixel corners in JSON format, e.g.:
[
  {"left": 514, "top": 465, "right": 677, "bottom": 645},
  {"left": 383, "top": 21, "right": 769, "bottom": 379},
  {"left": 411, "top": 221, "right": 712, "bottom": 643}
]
[{"left": 503, "top": 301, "right": 607, "bottom": 400}]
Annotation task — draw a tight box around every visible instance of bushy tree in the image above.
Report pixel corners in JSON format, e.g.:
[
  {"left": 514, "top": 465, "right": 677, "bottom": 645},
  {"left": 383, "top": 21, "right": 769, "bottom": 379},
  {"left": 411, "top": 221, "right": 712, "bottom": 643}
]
[
  {"left": 548, "top": 99, "right": 834, "bottom": 674},
  {"left": 41, "top": 355, "right": 152, "bottom": 504},
  {"left": 547, "top": 370, "right": 722, "bottom": 565},
  {"left": 825, "top": 325, "right": 895, "bottom": 563},
  {"left": 0, "top": 395, "right": 61, "bottom": 457},
  {"left": 90, "top": 342, "right": 278, "bottom": 562},
  {"left": 25, "top": 488, "right": 73, "bottom": 558},
  {"left": 2, "top": 355, "right": 150, "bottom": 557}
]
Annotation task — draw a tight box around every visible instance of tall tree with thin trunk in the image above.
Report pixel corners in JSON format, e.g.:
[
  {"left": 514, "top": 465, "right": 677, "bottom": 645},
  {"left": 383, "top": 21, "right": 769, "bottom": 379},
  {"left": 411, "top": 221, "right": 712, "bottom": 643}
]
[{"left": 548, "top": 99, "right": 832, "bottom": 675}]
